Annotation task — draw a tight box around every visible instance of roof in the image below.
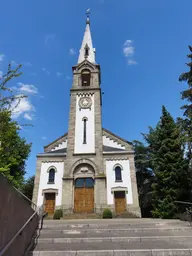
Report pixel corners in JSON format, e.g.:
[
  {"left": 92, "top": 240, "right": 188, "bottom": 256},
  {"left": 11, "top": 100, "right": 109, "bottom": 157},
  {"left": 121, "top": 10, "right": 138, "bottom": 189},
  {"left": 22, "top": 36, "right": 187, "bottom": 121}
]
[
  {"left": 45, "top": 145, "right": 126, "bottom": 155},
  {"left": 77, "top": 17, "right": 96, "bottom": 64}
]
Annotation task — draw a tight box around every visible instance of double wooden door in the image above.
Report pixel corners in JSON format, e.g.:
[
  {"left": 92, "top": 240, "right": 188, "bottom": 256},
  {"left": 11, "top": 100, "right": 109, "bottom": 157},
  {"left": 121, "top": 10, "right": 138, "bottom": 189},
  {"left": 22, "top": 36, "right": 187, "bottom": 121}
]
[
  {"left": 74, "top": 178, "right": 94, "bottom": 213},
  {"left": 115, "top": 191, "right": 126, "bottom": 214},
  {"left": 44, "top": 193, "right": 55, "bottom": 215}
]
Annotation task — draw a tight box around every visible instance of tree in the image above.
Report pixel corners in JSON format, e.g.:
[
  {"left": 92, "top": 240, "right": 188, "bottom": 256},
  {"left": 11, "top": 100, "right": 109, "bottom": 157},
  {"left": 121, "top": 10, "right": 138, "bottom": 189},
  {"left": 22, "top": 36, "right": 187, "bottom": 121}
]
[
  {"left": 21, "top": 175, "right": 35, "bottom": 200},
  {"left": 0, "top": 110, "right": 31, "bottom": 187},
  {"left": 179, "top": 45, "right": 192, "bottom": 170},
  {"left": 133, "top": 140, "right": 154, "bottom": 216},
  {"left": 0, "top": 64, "right": 31, "bottom": 187},
  {"left": 147, "top": 106, "right": 190, "bottom": 218}
]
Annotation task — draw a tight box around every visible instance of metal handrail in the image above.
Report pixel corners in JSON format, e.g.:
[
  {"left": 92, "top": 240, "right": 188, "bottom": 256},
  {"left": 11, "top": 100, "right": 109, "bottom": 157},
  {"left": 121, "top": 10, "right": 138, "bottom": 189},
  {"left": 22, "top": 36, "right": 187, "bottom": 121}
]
[
  {"left": 0, "top": 209, "right": 38, "bottom": 256},
  {"left": 0, "top": 187, "right": 46, "bottom": 256},
  {"left": 13, "top": 186, "right": 37, "bottom": 210},
  {"left": 175, "top": 201, "right": 192, "bottom": 205}
]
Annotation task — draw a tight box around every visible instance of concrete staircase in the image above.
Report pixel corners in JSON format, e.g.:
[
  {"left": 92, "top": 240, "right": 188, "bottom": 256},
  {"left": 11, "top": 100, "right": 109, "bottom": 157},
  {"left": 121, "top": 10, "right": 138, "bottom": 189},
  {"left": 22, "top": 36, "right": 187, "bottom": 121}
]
[{"left": 27, "top": 218, "right": 192, "bottom": 256}]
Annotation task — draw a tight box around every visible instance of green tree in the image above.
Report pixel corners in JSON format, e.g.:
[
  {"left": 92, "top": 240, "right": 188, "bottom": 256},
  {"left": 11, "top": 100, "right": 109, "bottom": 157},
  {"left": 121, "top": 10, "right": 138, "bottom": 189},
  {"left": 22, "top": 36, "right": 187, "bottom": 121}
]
[
  {"left": 0, "top": 110, "right": 31, "bottom": 187},
  {"left": 21, "top": 175, "right": 35, "bottom": 200},
  {"left": 0, "top": 64, "right": 31, "bottom": 187},
  {"left": 133, "top": 140, "right": 154, "bottom": 216},
  {"left": 179, "top": 45, "right": 192, "bottom": 169},
  {"left": 146, "top": 106, "right": 190, "bottom": 218}
]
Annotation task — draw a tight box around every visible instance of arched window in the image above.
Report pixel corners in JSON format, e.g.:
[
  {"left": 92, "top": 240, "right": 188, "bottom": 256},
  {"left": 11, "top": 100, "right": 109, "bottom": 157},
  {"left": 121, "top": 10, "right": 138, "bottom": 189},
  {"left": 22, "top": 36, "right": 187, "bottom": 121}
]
[
  {"left": 81, "top": 69, "right": 91, "bottom": 86},
  {"left": 115, "top": 166, "right": 122, "bottom": 182},
  {"left": 48, "top": 168, "right": 55, "bottom": 183}
]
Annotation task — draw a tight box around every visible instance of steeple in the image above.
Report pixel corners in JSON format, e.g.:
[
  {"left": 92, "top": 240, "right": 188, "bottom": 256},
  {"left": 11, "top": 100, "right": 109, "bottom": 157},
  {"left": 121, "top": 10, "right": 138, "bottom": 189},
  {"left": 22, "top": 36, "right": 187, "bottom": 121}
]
[{"left": 77, "top": 10, "right": 96, "bottom": 64}]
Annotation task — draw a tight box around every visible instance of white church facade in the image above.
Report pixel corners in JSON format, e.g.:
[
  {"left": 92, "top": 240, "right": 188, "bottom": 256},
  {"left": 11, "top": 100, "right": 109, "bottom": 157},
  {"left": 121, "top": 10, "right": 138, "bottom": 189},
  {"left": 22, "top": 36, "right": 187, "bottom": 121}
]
[{"left": 32, "top": 16, "right": 141, "bottom": 217}]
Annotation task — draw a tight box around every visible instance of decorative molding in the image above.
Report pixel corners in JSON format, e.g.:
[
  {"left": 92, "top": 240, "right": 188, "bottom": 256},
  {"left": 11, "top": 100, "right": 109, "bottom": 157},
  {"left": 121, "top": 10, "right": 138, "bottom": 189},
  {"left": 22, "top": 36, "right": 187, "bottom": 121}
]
[
  {"left": 113, "top": 163, "right": 123, "bottom": 171},
  {"left": 105, "top": 157, "right": 129, "bottom": 161},
  {"left": 41, "top": 160, "right": 64, "bottom": 163},
  {"left": 111, "top": 186, "right": 128, "bottom": 194},
  {"left": 77, "top": 92, "right": 94, "bottom": 96},
  {"left": 42, "top": 188, "right": 58, "bottom": 195},
  {"left": 46, "top": 166, "right": 57, "bottom": 173}
]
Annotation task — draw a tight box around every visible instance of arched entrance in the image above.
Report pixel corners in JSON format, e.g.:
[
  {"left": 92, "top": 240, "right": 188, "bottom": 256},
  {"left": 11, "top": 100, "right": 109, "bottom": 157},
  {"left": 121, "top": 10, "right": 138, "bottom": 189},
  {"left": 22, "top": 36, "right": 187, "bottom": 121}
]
[{"left": 73, "top": 163, "right": 95, "bottom": 213}]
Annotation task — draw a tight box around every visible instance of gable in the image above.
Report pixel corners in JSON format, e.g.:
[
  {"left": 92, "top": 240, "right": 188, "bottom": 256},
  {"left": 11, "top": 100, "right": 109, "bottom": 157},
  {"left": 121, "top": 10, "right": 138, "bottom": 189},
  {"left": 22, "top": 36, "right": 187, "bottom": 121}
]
[
  {"left": 44, "top": 133, "right": 68, "bottom": 152},
  {"left": 102, "top": 128, "right": 133, "bottom": 151}
]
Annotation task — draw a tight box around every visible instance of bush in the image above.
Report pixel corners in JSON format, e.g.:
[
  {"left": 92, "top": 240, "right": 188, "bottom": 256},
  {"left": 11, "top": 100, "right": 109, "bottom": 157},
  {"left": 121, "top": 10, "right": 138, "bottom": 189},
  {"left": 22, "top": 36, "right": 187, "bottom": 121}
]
[
  {"left": 53, "top": 209, "right": 63, "bottom": 219},
  {"left": 102, "top": 208, "right": 112, "bottom": 219}
]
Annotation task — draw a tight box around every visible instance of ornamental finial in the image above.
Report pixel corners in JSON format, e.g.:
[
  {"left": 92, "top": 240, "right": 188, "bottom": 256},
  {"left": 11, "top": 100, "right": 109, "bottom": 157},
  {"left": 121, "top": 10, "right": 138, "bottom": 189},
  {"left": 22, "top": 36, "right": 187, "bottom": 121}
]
[{"left": 86, "top": 8, "right": 90, "bottom": 24}]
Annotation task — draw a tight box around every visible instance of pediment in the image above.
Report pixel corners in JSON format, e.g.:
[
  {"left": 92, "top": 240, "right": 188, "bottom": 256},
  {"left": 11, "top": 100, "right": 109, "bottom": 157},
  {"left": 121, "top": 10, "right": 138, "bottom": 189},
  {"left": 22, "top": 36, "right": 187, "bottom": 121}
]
[
  {"left": 102, "top": 128, "right": 133, "bottom": 151},
  {"left": 44, "top": 133, "right": 68, "bottom": 152},
  {"left": 73, "top": 59, "right": 99, "bottom": 73}
]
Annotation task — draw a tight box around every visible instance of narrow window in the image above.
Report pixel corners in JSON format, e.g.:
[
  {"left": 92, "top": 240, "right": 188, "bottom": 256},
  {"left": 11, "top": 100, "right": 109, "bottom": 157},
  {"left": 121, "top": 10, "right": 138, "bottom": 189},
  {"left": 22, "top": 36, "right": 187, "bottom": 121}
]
[
  {"left": 115, "top": 166, "right": 122, "bottom": 181},
  {"left": 48, "top": 169, "right": 55, "bottom": 183},
  {"left": 83, "top": 118, "right": 87, "bottom": 144},
  {"left": 85, "top": 48, "right": 89, "bottom": 56},
  {"left": 81, "top": 69, "right": 91, "bottom": 86}
]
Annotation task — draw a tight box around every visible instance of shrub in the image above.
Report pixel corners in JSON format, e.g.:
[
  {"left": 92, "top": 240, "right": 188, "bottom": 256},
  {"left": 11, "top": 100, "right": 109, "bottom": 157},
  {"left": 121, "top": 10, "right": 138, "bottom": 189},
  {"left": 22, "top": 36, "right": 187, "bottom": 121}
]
[
  {"left": 102, "top": 208, "right": 112, "bottom": 219},
  {"left": 53, "top": 209, "right": 63, "bottom": 220}
]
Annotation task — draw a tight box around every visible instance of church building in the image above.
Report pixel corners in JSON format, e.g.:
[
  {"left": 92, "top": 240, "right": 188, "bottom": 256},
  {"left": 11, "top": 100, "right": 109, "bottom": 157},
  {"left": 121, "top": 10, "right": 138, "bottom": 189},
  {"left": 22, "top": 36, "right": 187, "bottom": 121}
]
[{"left": 32, "top": 15, "right": 141, "bottom": 217}]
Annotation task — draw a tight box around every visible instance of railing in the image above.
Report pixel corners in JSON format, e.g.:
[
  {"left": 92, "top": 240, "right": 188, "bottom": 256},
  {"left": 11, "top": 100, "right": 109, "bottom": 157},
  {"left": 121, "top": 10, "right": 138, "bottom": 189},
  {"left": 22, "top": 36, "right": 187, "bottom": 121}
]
[
  {"left": 0, "top": 188, "right": 46, "bottom": 256},
  {"left": 13, "top": 186, "right": 37, "bottom": 211},
  {"left": 175, "top": 201, "right": 192, "bottom": 226}
]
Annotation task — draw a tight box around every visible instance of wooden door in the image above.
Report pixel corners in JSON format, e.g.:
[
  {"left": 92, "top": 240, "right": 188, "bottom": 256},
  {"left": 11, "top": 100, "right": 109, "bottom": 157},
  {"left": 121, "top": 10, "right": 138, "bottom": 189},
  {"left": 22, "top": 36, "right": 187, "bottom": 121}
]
[
  {"left": 74, "top": 178, "right": 94, "bottom": 213},
  {"left": 44, "top": 193, "right": 55, "bottom": 215},
  {"left": 115, "top": 191, "right": 126, "bottom": 214}
]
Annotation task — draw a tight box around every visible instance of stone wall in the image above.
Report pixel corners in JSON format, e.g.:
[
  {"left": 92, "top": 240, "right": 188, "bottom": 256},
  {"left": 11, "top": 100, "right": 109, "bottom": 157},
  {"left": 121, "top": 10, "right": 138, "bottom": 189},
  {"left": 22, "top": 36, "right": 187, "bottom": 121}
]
[{"left": 0, "top": 174, "right": 38, "bottom": 256}]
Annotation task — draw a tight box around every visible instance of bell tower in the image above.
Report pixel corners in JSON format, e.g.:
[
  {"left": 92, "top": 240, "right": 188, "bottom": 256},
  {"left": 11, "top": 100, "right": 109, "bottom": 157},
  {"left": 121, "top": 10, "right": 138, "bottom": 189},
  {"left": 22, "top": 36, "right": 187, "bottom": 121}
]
[{"left": 62, "top": 13, "right": 106, "bottom": 213}]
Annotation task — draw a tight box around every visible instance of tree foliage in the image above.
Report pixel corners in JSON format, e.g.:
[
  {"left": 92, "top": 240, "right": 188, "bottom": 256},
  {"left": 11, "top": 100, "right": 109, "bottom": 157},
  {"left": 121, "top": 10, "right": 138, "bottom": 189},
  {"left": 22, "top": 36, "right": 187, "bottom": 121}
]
[
  {"left": 147, "top": 106, "right": 190, "bottom": 218},
  {"left": 179, "top": 45, "right": 192, "bottom": 169},
  {"left": 21, "top": 175, "right": 35, "bottom": 200},
  {"left": 0, "top": 110, "right": 31, "bottom": 187},
  {"left": 0, "top": 64, "right": 31, "bottom": 187},
  {"left": 133, "top": 140, "right": 154, "bottom": 215}
]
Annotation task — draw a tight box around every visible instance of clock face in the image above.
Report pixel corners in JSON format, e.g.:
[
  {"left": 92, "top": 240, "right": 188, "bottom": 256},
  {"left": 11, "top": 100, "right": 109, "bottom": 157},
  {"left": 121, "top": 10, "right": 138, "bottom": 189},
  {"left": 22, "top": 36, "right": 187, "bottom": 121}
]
[{"left": 79, "top": 97, "right": 92, "bottom": 109}]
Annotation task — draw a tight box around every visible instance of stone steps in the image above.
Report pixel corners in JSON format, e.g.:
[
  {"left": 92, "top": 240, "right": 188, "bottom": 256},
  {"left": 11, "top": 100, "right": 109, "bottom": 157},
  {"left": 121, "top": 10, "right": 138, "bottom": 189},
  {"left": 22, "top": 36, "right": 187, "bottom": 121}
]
[
  {"left": 39, "top": 228, "right": 192, "bottom": 238},
  {"left": 27, "top": 219, "right": 192, "bottom": 256}
]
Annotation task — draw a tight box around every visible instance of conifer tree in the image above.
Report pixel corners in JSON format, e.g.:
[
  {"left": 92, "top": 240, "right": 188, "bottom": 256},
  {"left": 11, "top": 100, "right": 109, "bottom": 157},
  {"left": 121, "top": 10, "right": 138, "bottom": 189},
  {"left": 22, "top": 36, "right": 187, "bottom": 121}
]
[{"left": 146, "top": 106, "right": 189, "bottom": 218}]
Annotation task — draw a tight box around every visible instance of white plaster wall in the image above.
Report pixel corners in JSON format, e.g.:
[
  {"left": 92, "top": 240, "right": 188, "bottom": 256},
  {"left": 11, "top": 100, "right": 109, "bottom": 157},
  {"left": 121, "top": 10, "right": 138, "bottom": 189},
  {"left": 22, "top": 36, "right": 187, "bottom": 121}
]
[
  {"left": 103, "top": 136, "right": 126, "bottom": 150},
  {"left": 51, "top": 140, "right": 67, "bottom": 151},
  {"left": 106, "top": 159, "right": 133, "bottom": 205},
  {"left": 74, "top": 94, "right": 95, "bottom": 153},
  {"left": 37, "top": 162, "right": 64, "bottom": 207}
]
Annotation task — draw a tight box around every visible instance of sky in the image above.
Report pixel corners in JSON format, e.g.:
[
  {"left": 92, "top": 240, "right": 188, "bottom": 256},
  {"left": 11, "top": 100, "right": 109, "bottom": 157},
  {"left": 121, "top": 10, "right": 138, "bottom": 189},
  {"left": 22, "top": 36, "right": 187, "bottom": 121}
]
[{"left": 0, "top": 0, "right": 191, "bottom": 178}]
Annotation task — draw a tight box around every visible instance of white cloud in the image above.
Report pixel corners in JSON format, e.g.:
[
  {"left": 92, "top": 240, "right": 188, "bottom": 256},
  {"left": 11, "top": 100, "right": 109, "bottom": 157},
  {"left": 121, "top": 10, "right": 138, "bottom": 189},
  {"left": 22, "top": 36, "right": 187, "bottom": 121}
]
[
  {"left": 42, "top": 136, "right": 47, "bottom": 140},
  {"left": 123, "top": 40, "right": 134, "bottom": 57},
  {"left": 56, "top": 72, "right": 63, "bottom": 77},
  {"left": 0, "top": 71, "right": 3, "bottom": 77},
  {"left": 17, "top": 82, "right": 38, "bottom": 94},
  {"left": 65, "top": 76, "right": 71, "bottom": 80},
  {"left": 24, "top": 113, "right": 33, "bottom": 120},
  {"left": 69, "top": 48, "right": 76, "bottom": 55},
  {"left": 42, "top": 67, "right": 50, "bottom": 75},
  {"left": 128, "top": 60, "right": 137, "bottom": 65},
  {"left": 123, "top": 40, "right": 138, "bottom": 65},
  {"left": 0, "top": 54, "right": 5, "bottom": 62},
  {"left": 11, "top": 96, "right": 35, "bottom": 119}
]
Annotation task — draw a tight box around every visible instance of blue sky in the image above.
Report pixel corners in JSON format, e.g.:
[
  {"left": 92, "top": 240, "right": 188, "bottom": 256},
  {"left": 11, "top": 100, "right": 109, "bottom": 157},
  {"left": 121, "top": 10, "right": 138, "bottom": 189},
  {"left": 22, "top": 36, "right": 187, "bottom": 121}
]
[{"left": 0, "top": 0, "right": 191, "bottom": 178}]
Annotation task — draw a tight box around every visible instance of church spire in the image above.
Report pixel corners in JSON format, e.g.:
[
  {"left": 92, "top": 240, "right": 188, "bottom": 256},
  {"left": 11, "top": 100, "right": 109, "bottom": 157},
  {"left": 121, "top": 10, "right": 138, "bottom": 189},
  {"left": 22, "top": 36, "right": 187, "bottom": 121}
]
[{"left": 77, "top": 9, "right": 96, "bottom": 64}]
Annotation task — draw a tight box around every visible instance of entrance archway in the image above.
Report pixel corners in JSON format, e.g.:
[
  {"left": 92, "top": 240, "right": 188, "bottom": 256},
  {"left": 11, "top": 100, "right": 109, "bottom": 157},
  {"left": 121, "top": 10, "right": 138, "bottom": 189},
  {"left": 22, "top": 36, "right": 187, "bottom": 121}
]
[{"left": 73, "top": 163, "right": 95, "bottom": 213}]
